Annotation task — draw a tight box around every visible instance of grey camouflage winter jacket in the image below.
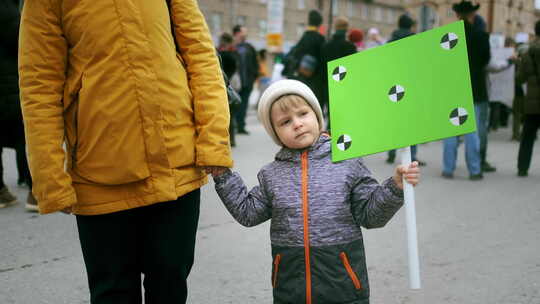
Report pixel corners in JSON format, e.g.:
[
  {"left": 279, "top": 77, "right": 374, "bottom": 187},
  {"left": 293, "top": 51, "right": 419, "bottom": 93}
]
[{"left": 214, "top": 135, "right": 404, "bottom": 304}]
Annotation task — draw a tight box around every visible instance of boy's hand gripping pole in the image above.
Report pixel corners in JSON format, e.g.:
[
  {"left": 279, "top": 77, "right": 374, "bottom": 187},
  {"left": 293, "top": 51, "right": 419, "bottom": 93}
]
[{"left": 399, "top": 146, "right": 421, "bottom": 289}]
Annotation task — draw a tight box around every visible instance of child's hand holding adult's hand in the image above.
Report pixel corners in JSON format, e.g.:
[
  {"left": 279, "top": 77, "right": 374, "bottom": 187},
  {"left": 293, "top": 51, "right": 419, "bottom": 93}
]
[
  {"left": 393, "top": 161, "right": 420, "bottom": 190},
  {"left": 203, "top": 166, "right": 229, "bottom": 178}
]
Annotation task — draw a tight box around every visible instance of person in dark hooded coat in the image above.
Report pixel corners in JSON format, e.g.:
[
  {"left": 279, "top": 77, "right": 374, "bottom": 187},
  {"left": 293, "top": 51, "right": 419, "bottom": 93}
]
[{"left": 0, "top": 0, "right": 34, "bottom": 210}]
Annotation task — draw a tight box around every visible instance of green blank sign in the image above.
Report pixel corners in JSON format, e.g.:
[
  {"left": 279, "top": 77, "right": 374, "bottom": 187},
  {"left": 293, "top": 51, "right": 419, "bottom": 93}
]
[{"left": 329, "top": 21, "right": 476, "bottom": 162}]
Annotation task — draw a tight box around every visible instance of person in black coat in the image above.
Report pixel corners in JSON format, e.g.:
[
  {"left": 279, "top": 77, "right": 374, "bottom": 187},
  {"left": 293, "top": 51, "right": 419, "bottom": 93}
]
[
  {"left": 0, "top": 0, "right": 35, "bottom": 209},
  {"left": 232, "top": 25, "right": 259, "bottom": 135},
  {"left": 218, "top": 32, "right": 239, "bottom": 147},
  {"left": 442, "top": 0, "right": 491, "bottom": 180},
  {"left": 321, "top": 17, "right": 357, "bottom": 129},
  {"left": 284, "top": 10, "right": 326, "bottom": 107}
]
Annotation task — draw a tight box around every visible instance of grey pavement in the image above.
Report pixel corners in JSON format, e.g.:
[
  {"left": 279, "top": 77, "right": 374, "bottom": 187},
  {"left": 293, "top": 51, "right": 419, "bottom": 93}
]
[{"left": 1, "top": 109, "right": 539, "bottom": 304}]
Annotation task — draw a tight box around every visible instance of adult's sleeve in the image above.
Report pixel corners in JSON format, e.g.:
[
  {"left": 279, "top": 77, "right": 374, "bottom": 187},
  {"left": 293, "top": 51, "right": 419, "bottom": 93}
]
[
  {"left": 169, "top": 0, "right": 233, "bottom": 168},
  {"left": 479, "top": 32, "right": 492, "bottom": 68},
  {"left": 18, "top": 0, "right": 77, "bottom": 214},
  {"left": 516, "top": 50, "right": 534, "bottom": 85}
]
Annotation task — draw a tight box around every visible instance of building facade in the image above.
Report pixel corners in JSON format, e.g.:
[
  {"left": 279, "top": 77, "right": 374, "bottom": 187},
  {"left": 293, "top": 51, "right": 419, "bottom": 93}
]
[
  {"left": 406, "top": 0, "right": 538, "bottom": 41},
  {"left": 198, "top": 0, "right": 406, "bottom": 50},
  {"left": 198, "top": 0, "right": 539, "bottom": 50}
]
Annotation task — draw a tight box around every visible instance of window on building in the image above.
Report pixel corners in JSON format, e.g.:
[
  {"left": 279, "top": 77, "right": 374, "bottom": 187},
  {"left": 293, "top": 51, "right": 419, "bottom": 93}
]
[
  {"left": 385, "top": 8, "right": 393, "bottom": 24},
  {"left": 347, "top": 0, "right": 354, "bottom": 18},
  {"left": 360, "top": 4, "right": 369, "bottom": 20},
  {"left": 298, "top": 0, "right": 305, "bottom": 10},
  {"left": 374, "top": 6, "right": 383, "bottom": 22},
  {"left": 259, "top": 20, "right": 267, "bottom": 38},
  {"left": 536, "top": 0, "right": 540, "bottom": 9},
  {"left": 332, "top": 0, "right": 339, "bottom": 16},
  {"left": 236, "top": 15, "right": 247, "bottom": 27},
  {"left": 210, "top": 13, "right": 222, "bottom": 35}
]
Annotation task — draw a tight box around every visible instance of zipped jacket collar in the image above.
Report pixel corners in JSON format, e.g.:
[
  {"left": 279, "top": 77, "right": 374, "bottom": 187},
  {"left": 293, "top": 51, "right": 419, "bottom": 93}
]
[{"left": 275, "top": 134, "right": 331, "bottom": 162}]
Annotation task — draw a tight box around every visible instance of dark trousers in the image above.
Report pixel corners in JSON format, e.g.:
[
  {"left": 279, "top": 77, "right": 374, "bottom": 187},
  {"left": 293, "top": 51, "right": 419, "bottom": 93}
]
[
  {"left": 0, "top": 143, "right": 31, "bottom": 188},
  {"left": 235, "top": 85, "right": 253, "bottom": 131},
  {"left": 76, "top": 189, "right": 201, "bottom": 304},
  {"left": 387, "top": 145, "right": 418, "bottom": 162},
  {"left": 518, "top": 114, "right": 540, "bottom": 173},
  {"left": 0, "top": 149, "right": 4, "bottom": 189}
]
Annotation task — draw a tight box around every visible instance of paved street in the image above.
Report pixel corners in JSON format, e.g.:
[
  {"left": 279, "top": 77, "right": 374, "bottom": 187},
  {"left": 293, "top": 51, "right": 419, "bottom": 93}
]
[{"left": 1, "top": 109, "right": 539, "bottom": 304}]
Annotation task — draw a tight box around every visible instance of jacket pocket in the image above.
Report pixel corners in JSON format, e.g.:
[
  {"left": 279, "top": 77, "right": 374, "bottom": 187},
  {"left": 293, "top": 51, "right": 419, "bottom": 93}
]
[
  {"left": 340, "top": 252, "right": 362, "bottom": 290},
  {"left": 71, "top": 73, "right": 151, "bottom": 185},
  {"left": 272, "top": 254, "right": 282, "bottom": 288}
]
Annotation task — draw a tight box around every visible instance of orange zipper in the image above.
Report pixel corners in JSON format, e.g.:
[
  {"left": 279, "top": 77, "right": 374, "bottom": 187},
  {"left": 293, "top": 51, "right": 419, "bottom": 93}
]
[
  {"left": 340, "top": 252, "right": 362, "bottom": 290},
  {"left": 301, "top": 151, "right": 312, "bottom": 304},
  {"left": 272, "top": 254, "right": 282, "bottom": 288}
]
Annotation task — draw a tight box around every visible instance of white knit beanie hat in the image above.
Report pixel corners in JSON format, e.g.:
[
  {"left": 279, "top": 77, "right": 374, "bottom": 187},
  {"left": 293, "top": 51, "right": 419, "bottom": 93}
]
[{"left": 257, "top": 79, "right": 325, "bottom": 146}]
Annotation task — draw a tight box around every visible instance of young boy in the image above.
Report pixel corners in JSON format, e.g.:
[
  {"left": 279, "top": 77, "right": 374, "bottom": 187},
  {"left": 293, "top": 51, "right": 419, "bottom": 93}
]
[{"left": 207, "top": 80, "right": 420, "bottom": 304}]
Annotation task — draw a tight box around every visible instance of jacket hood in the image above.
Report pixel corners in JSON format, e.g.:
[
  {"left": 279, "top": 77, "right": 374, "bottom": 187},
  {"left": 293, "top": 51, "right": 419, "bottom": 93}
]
[{"left": 275, "top": 134, "right": 331, "bottom": 162}]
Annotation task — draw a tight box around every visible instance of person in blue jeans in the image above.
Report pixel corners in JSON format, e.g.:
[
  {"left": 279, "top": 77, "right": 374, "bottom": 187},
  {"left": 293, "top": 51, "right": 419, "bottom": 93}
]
[
  {"left": 442, "top": 0, "right": 490, "bottom": 180},
  {"left": 442, "top": 103, "right": 484, "bottom": 180}
]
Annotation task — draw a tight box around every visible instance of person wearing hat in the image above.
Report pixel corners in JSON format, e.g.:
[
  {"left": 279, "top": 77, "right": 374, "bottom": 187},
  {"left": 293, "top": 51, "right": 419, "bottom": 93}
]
[
  {"left": 207, "top": 80, "right": 420, "bottom": 304},
  {"left": 348, "top": 28, "right": 366, "bottom": 52},
  {"left": 365, "top": 27, "right": 386, "bottom": 49},
  {"left": 442, "top": 0, "right": 491, "bottom": 180}
]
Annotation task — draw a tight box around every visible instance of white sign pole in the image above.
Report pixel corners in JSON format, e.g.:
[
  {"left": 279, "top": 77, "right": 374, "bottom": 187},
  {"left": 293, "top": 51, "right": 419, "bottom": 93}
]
[{"left": 399, "top": 146, "right": 421, "bottom": 289}]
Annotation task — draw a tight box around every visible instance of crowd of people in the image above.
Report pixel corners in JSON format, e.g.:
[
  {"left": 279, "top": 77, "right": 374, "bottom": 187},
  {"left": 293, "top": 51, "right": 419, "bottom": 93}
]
[
  {"left": 0, "top": 0, "right": 538, "bottom": 303},
  {"left": 218, "top": 2, "right": 539, "bottom": 181}
]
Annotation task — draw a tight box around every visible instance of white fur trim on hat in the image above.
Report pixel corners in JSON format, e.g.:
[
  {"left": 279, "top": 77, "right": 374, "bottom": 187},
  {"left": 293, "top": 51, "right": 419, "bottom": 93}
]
[{"left": 257, "top": 79, "right": 325, "bottom": 146}]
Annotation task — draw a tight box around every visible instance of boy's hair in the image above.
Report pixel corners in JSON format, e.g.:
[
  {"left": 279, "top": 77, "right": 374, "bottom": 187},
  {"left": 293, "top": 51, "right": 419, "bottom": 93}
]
[
  {"left": 308, "top": 10, "right": 323, "bottom": 27},
  {"left": 398, "top": 14, "right": 415, "bottom": 29},
  {"left": 271, "top": 94, "right": 310, "bottom": 118},
  {"left": 219, "top": 32, "right": 233, "bottom": 45},
  {"left": 334, "top": 17, "right": 349, "bottom": 31},
  {"left": 536, "top": 20, "right": 540, "bottom": 36},
  {"left": 232, "top": 25, "right": 243, "bottom": 35}
]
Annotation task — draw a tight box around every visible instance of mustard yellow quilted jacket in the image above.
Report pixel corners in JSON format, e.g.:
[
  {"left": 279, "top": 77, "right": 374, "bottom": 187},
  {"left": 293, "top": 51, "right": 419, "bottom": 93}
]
[{"left": 18, "top": 0, "right": 232, "bottom": 215}]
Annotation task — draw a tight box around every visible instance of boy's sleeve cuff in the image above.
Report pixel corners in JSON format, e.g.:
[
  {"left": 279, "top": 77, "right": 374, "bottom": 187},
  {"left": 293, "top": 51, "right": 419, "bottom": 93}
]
[
  {"left": 213, "top": 168, "right": 233, "bottom": 184},
  {"left": 384, "top": 177, "right": 404, "bottom": 199}
]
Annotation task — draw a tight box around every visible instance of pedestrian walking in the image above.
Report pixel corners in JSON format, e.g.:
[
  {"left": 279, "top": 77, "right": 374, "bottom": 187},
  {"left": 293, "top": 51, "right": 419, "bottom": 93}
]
[
  {"left": 512, "top": 42, "right": 529, "bottom": 140},
  {"left": 442, "top": 0, "right": 491, "bottom": 180},
  {"left": 282, "top": 10, "right": 326, "bottom": 108},
  {"left": 233, "top": 25, "right": 259, "bottom": 135},
  {"left": 364, "top": 27, "right": 385, "bottom": 49},
  {"left": 348, "top": 28, "right": 366, "bottom": 52},
  {"left": 207, "top": 80, "right": 420, "bottom": 304},
  {"left": 515, "top": 20, "right": 540, "bottom": 177},
  {"left": 218, "top": 32, "right": 240, "bottom": 147},
  {"left": 0, "top": 0, "right": 34, "bottom": 210},
  {"left": 257, "top": 49, "right": 271, "bottom": 95},
  {"left": 384, "top": 14, "right": 426, "bottom": 167},
  {"left": 18, "top": 0, "right": 232, "bottom": 303}
]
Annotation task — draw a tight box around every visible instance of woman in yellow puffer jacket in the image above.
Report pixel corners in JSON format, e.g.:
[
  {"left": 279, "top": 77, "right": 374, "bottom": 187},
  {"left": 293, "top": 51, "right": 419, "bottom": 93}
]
[{"left": 18, "top": 0, "right": 232, "bottom": 302}]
